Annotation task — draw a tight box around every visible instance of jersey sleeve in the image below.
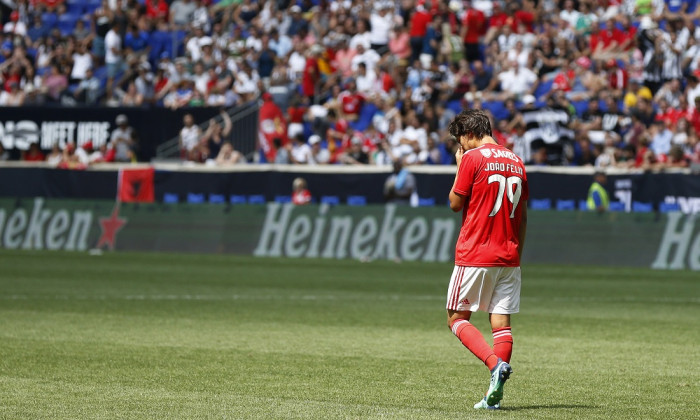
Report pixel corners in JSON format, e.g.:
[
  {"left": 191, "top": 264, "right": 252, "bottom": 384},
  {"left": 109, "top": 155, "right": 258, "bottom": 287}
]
[{"left": 453, "top": 153, "right": 477, "bottom": 197}]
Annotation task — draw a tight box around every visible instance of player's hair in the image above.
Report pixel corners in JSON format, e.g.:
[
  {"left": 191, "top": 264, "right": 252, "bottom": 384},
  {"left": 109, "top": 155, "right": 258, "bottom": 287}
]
[{"left": 448, "top": 109, "right": 493, "bottom": 140}]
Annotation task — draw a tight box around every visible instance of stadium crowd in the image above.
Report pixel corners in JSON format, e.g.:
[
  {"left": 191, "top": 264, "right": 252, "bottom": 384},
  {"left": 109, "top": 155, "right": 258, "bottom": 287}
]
[{"left": 2, "top": 0, "right": 700, "bottom": 168}]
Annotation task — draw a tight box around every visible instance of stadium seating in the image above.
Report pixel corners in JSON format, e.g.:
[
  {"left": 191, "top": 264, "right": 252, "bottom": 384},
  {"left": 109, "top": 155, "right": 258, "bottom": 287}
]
[
  {"left": 530, "top": 199, "right": 552, "bottom": 210},
  {"left": 209, "top": 194, "right": 226, "bottom": 204},
  {"left": 556, "top": 199, "right": 576, "bottom": 211},
  {"left": 163, "top": 193, "right": 179, "bottom": 203},
  {"left": 275, "top": 195, "right": 292, "bottom": 204},
  {"left": 418, "top": 197, "right": 436, "bottom": 206},
  {"left": 660, "top": 202, "right": 681, "bottom": 213},
  {"left": 320, "top": 195, "right": 340, "bottom": 205},
  {"left": 186, "top": 193, "right": 205, "bottom": 204},
  {"left": 347, "top": 195, "right": 367, "bottom": 206},
  {"left": 578, "top": 200, "right": 589, "bottom": 211},
  {"left": 230, "top": 195, "right": 247, "bottom": 205},
  {"left": 632, "top": 202, "right": 653, "bottom": 213},
  {"left": 57, "top": 13, "right": 80, "bottom": 36},
  {"left": 608, "top": 201, "right": 626, "bottom": 212},
  {"left": 248, "top": 195, "right": 266, "bottom": 204}
]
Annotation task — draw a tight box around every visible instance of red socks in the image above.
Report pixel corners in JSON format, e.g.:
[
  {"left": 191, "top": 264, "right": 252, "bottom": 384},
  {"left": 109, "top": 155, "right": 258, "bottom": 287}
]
[
  {"left": 492, "top": 327, "right": 513, "bottom": 363},
  {"left": 451, "top": 319, "right": 499, "bottom": 371}
]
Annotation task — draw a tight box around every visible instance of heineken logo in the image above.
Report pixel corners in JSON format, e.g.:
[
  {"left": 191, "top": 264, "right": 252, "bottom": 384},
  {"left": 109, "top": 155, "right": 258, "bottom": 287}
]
[
  {"left": 253, "top": 203, "right": 457, "bottom": 262},
  {"left": 0, "top": 198, "right": 127, "bottom": 251},
  {"left": 651, "top": 212, "right": 700, "bottom": 270}
]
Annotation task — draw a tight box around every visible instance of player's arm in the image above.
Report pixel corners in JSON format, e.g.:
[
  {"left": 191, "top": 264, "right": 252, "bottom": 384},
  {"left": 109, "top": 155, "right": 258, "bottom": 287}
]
[
  {"left": 518, "top": 202, "right": 528, "bottom": 261},
  {"left": 449, "top": 147, "right": 468, "bottom": 212}
]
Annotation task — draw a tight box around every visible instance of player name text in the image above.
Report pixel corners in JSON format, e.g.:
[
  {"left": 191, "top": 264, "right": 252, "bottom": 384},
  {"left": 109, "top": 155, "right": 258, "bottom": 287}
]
[{"left": 484, "top": 162, "right": 524, "bottom": 175}]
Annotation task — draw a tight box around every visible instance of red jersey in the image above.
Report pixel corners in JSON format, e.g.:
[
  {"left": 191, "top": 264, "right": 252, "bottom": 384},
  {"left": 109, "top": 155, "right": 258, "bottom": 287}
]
[
  {"left": 292, "top": 189, "right": 312, "bottom": 205},
  {"left": 409, "top": 10, "right": 431, "bottom": 37},
  {"left": 338, "top": 91, "right": 364, "bottom": 116},
  {"left": 453, "top": 144, "right": 529, "bottom": 267},
  {"left": 462, "top": 9, "right": 486, "bottom": 43},
  {"left": 302, "top": 57, "right": 319, "bottom": 97}
]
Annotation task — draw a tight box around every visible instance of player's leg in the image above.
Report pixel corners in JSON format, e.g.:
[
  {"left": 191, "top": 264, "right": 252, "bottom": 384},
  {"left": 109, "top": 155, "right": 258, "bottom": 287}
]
[
  {"left": 445, "top": 266, "right": 499, "bottom": 371},
  {"left": 488, "top": 266, "right": 521, "bottom": 364},
  {"left": 490, "top": 313, "right": 513, "bottom": 363},
  {"left": 447, "top": 309, "right": 499, "bottom": 371},
  {"left": 480, "top": 267, "right": 521, "bottom": 407}
]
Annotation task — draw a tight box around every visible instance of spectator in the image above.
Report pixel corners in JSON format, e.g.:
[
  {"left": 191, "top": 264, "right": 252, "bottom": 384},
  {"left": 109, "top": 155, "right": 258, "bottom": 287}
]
[
  {"left": 202, "top": 111, "right": 232, "bottom": 161},
  {"left": 3, "top": 11, "right": 27, "bottom": 36},
  {"left": 586, "top": 170, "right": 609, "bottom": 212},
  {"left": 383, "top": 160, "right": 416, "bottom": 205},
  {"left": 308, "top": 135, "right": 330, "bottom": 165},
  {"left": 110, "top": 114, "right": 137, "bottom": 162},
  {"left": 273, "top": 137, "right": 290, "bottom": 164},
  {"left": 0, "top": 81, "right": 25, "bottom": 106},
  {"left": 46, "top": 144, "right": 62, "bottom": 166},
  {"left": 105, "top": 21, "right": 124, "bottom": 79},
  {"left": 215, "top": 142, "right": 244, "bottom": 165},
  {"left": 42, "top": 64, "right": 68, "bottom": 103},
  {"left": 179, "top": 113, "right": 201, "bottom": 161},
  {"left": 170, "top": 0, "right": 196, "bottom": 29},
  {"left": 70, "top": 43, "right": 93, "bottom": 83},
  {"left": 289, "top": 134, "right": 312, "bottom": 164},
  {"left": 22, "top": 143, "right": 45, "bottom": 161},
  {"left": 291, "top": 177, "right": 311, "bottom": 205}
]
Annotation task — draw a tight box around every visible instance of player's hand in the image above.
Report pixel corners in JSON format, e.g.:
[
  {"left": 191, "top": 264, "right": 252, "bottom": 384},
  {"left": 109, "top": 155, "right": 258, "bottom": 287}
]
[{"left": 455, "top": 146, "right": 464, "bottom": 166}]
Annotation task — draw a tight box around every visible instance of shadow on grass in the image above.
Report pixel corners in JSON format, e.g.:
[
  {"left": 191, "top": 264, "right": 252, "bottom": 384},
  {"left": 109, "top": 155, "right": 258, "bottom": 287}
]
[{"left": 501, "top": 404, "right": 597, "bottom": 411}]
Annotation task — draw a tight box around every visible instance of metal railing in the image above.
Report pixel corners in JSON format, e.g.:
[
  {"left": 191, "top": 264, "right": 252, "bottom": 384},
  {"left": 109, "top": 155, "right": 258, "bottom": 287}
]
[{"left": 154, "top": 100, "right": 260, "bottom": 161}]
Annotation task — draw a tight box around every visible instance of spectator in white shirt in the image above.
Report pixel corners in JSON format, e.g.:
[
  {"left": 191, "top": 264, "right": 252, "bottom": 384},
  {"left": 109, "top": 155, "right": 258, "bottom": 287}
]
[
  {"left": 290, "top": 134, "right": 313, "bottom": 164},
  {"left": 369, "top": 4, "right": 393, "bottom": 53},
  {"left": 105, "top": 21, "right": 123, "bottom": 78}
]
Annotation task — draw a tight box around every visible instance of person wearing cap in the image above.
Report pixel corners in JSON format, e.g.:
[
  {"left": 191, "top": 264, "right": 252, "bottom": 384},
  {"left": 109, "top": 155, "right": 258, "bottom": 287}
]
[
  {"left": 74, "top": 68, "right": 100, "bottom": 104},
  {"left": 308, "top": 135, "right": 330, "bottom": 165},
  {"left": 341, "top": 135, "right": 370, "bottom": 165},
  {"left": 3, "top": 11, "right": 27, "bottom": 36},
  {"left": 110, "top": 114, "right": 137, "bottom": 162},
  {"left": 586, "top": 170, "right": 609, "bottom": 212},
  {"left": 287, "top": 5, "right": 308, "bottom": 37}
]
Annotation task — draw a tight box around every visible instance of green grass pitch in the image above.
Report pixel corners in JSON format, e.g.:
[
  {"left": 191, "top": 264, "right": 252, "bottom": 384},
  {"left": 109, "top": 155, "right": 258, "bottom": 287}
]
[{"left": 1, "top": 250, "right": 699, "bottom": 419}]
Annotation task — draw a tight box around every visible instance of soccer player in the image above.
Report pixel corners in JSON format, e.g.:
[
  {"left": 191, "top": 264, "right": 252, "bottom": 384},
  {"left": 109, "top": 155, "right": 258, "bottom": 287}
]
[{"left": 445, "top": 109, "right": 528, "bottom": 410}]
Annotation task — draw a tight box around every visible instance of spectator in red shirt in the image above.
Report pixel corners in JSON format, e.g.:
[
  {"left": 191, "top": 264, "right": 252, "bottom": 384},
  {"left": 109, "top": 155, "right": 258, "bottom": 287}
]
[
  {"left": 511, "top": 1, "right": 535, "bottom": 32},
  {"left": 302, "top": 46, "right": 322, "bottom": 103},
  {"left": 655, "top": 98, "right": 683, "bottom": 128},
  {"left": 409, "top": 1, "right": 432, "bottom": 63},
  {"left": 461, "top": 1, "right": 486, "bottom": 62},
  {"left": 22, "top": 143, "right": 45, "bottom": 162},
  {"left": 146, "top": 0, "right": 169, "bottom": 21},
  {"left": 337, "top": 78, "right": 365, "bottom": 121},
  {"left": 292, "top": 177, "right": 312, "bottom": 205},
  {"left": 607, "top": 59, "right": 627, "bottom": 95}
]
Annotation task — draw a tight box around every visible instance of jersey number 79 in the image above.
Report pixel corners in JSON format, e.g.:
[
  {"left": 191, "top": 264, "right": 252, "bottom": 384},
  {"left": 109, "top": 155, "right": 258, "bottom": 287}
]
[{"left": 487, "top": 174, "right": 523, "bottom": 218}]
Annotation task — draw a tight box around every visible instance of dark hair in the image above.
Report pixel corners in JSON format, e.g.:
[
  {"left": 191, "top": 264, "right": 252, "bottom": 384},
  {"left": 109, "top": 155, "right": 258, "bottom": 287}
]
[{"left": 448, "top": 109, "right": 492, "bottom": 140}]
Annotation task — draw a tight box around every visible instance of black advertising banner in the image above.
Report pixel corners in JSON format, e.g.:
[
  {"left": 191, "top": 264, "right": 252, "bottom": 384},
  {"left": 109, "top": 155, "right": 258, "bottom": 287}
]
[
  {"left": 0, "top": 106, "right": 219, "bottom": 161},
  {"left": 0, "top": 167, "right": 699, "bottom": 212}
]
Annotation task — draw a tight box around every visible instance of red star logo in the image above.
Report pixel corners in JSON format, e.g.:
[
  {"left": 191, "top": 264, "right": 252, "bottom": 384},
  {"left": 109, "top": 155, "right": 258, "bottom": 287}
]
[{"left": 96, "top": 203, "right": 127, "bottom": 250}]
